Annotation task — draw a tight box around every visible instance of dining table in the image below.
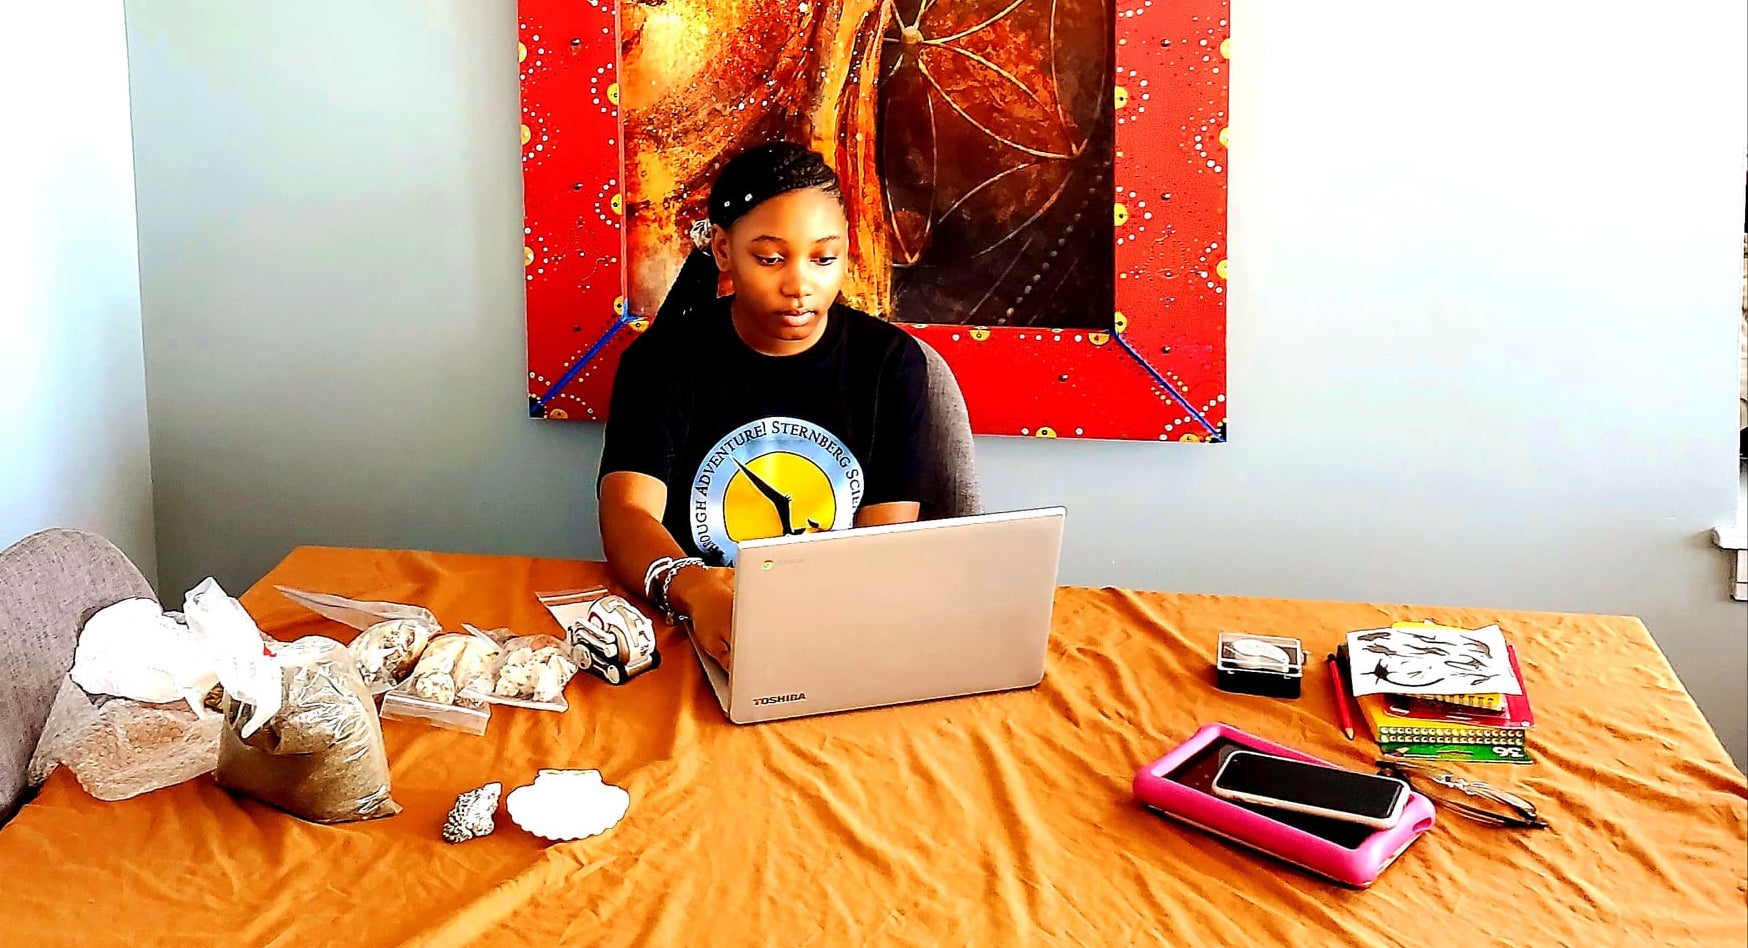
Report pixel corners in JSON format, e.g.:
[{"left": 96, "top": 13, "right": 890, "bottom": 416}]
[{"left": 0, "top": 545, "right": 1742, "bottom": 947}]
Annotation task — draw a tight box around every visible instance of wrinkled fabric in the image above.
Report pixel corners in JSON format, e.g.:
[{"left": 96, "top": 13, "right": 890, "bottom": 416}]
[{"left": 0, "top": 547, "right": 1742, "bottom": 947}]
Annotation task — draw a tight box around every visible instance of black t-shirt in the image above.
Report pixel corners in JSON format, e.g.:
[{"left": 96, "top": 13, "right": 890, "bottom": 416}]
[{"left": 599, "top": 296, "right": 929, "bottom": 567}]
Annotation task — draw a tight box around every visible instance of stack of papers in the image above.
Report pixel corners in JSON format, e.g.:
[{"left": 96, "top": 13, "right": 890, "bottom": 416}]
[{"left": 1340, "top": 622, "right": 1536, "bottom": 765}]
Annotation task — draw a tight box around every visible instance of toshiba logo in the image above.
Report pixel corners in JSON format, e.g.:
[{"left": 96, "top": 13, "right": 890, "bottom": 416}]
[{"left": 752, "top": 693, "right": 807, "bottom": 706}]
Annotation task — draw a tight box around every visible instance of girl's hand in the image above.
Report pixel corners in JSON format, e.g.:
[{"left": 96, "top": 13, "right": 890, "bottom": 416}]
[{"left": 669, "top": 565, "right": 735, "bottom": 665}]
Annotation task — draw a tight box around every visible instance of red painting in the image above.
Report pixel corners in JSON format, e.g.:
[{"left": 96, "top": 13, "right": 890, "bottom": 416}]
[
  {"left": 520, "top": 0, "right": 627, "bottom": 424},
  {"left": 522, "top": 0, "right": 1228, "bottom": 443}
]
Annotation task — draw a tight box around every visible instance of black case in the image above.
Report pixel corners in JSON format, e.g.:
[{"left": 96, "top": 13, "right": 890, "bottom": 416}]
[{"left": 1215, "top": 632, "right": 1305, "bottom": 698}]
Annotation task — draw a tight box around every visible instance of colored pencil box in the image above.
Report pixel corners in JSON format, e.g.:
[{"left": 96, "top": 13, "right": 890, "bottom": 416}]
[{"left": 1132, "top": 723, "right": 1436, "bottom": 888}]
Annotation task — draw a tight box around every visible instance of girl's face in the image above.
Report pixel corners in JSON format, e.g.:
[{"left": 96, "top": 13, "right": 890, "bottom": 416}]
[{"left": 711, "top": 187, "right": 849, "bottom": 355}]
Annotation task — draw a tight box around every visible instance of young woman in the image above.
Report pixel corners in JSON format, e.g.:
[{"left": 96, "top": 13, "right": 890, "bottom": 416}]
[{"left": 598, "top": 142, "right": 930, "bottom": 664}]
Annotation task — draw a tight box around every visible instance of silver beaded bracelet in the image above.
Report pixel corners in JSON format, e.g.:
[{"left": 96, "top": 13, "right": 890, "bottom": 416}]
[
  {"left": 655, "top": 556, "right": 705, "bottom": 624},
  {"left": 642, "top": 555, "right": 675, "bottom": 601}
]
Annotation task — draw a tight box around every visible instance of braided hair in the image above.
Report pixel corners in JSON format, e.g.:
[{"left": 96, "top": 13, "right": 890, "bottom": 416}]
[{"left": 655, "top": 142, "right": 845, "bottom": 326}]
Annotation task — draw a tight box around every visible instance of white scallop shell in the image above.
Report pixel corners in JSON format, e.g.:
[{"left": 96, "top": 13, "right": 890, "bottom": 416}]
[{"left": 504, "top": 769, "right": 630, "bottom": 841}]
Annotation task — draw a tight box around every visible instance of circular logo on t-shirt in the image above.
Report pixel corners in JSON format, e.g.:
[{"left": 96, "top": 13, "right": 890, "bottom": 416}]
[{"left": 690, "top": 417, "right": 864, "bottom": 566}]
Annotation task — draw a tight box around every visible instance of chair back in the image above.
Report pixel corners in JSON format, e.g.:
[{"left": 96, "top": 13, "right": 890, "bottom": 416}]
[
  {"left": 0, "top": 529, "right": 155, "bottom": 824},
  {"left": 912, "top": 338, "right": 983, "bottom": 521}
]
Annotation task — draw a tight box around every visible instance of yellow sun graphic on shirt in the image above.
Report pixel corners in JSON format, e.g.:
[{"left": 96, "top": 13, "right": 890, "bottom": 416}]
[
  {"left": 722, "top": 452, "right": 836, "bottom": 543},
  {"left": 692, "top": 416, "right": 863, "bottom": 566}
]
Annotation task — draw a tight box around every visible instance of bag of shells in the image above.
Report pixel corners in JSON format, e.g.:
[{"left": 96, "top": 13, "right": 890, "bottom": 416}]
[
  {"left": 461, "top": 634, "right": 580, "bottom": 712},
  {"left": 378, "top": 629, "right": 502, "bottom": 735},
  {"left": 273, "top": 585, "right": 442, "bottom": 694}
]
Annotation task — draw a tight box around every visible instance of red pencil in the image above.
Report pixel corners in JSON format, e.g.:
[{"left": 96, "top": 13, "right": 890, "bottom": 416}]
[{"left": 1326, "top": 653, "right": 1356, "bottom": 740}]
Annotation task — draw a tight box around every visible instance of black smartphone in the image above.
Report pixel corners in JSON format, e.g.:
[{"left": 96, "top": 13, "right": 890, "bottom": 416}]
[{"left": 1211, "top": 750, "right": 1409, "bottom": 829}]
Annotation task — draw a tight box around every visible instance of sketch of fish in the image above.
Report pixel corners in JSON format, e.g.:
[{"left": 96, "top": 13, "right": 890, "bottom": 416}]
[
  {"left": 1404, "top": 632, "right": 1460, "bottom": 648},
  {"left": 1443, "top": 656, "right": 1488, "bottom": 671},
  {"left": 1460, "top": 634, "right": 1493, "bottom": 658},
  {"left": 1399, "top": 643, "right": 1451, "bottom": 657},
  {"left": 1362, "top": 644, "right": 1406, "bottom": 657},
  {"left": 1365, "top": 660, "right": 1447, "bottom": 689},
  {"left": 1457, "top": 672, "right": 1497, "bottom": 687},
  {"left": 1354, "top": 630, "right": 1394, "bottom": 642}
]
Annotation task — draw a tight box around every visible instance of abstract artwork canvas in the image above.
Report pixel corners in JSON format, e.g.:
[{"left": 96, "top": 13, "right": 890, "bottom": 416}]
[{"left": 523, "top": 0, "right": 1228, "bottom": 442}]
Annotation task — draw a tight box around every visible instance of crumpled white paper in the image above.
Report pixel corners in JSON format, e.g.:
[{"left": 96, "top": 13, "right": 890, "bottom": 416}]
[
  {"left": 504, "top": 769, "right": 630, "bottom": 841},
  {"left": 32, "top": 579, "right": 295, "bottom": 803},
  {"left": 70, "top": 598, "right": 218, "bottom": 713},
  {"left": 183, "top": 578, "right": 281, "bottom": 738}
]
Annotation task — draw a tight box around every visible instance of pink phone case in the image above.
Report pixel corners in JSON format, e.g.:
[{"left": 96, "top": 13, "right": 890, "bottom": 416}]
[{"left": 1132, "top": 723, "right": 1436, "bottom": 888}]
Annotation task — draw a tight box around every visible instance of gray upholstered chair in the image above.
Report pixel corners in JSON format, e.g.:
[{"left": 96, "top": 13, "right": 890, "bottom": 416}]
[
  {"left": 913, "top": 339, "right": 982, "bottom": 520},
  {"left": 0, "top": 529, "right": 155, "bottom": 824}
]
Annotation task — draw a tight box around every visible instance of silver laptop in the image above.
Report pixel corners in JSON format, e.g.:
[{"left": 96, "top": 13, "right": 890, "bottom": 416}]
[{"left": 688, "top": 507, "right": 1066, "bottom": 724}]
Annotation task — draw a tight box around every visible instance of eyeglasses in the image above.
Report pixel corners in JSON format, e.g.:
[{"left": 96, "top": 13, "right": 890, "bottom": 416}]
[{"left": 1375, "top": 759, "right": 1550, "bottom": 830}]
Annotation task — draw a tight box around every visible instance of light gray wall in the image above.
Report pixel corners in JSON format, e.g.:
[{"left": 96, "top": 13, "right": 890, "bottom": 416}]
[
  {"left": 124, "top": 0, "right": 1747, "bottom": 765},
  {"left": 1, "top": 0, "right": 157, "bottom": 586}
]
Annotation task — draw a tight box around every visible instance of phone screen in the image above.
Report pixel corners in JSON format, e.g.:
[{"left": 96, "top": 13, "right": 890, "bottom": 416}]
[
  {"left": 1157, "top": 739, "right": 1377, "bottom": 849},
  {"left": 1214, "top": 751, "right": 1405, "bottom": 820}
]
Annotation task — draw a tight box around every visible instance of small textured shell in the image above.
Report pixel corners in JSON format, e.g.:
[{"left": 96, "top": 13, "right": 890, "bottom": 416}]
[{"left": 441, "top": 782, "right": 502, "bottom": 844}]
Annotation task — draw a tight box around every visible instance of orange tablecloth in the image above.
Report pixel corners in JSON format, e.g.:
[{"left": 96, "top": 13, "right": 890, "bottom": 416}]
[{"left": 1, "top": 547, "right": 1743, "bottom": 947}]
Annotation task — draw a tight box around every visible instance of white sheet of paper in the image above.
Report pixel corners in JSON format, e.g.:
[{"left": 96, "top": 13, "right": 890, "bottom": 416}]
[{"left": 1345, "top": 624, "right": 1521, "bottom": 697}]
